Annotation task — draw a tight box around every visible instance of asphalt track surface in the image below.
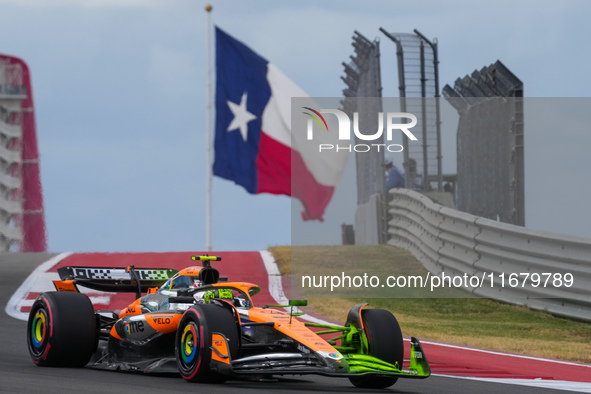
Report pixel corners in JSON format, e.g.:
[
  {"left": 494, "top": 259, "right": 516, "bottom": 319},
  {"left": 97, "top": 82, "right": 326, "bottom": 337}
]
[{"left": 0, "top": 253, "right": 573, "bottom": 394}]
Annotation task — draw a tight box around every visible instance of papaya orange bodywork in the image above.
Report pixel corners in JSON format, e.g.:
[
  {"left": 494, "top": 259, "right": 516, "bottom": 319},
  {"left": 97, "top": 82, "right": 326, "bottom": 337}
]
[
  {"left": 144, "top": 313, "right": 182, "bottom": 334},
  {"left": 211, "top": 333, "right": 231, "bottom": 364},
  {"left": 119, "top": 298, "right": 143, "bottom": 319},
  {"left": 247, "top": 308, "right": 335, "bottom": 353},
  {"left": 110, "top": 326, "right": 123, "bottom": 341},
  {"left": 177, "top": 266, "right": 202, "bottom": 276},
  {"left": 52, "top": 280, "right": 79, "bottom": 292}
]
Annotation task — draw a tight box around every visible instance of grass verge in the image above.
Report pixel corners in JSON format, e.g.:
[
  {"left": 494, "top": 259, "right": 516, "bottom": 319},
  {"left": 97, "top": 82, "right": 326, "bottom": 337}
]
[{"left": 268, "top": 245, "right": 591, "bottom": 364}]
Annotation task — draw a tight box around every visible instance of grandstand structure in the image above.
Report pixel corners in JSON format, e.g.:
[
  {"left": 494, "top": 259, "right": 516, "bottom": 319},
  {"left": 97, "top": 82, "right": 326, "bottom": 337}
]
[
  {"left": 443, "top": 61, "right": 524, "bottom": 226},
  {"left": 0, "top": 54, "right": 46, "bottom": 252},
  {"left": 341, "top": 31, "right": 384, "bottom": 207},
  {"left": 341, "top": 29, "right": 443, "bottom": 245}
]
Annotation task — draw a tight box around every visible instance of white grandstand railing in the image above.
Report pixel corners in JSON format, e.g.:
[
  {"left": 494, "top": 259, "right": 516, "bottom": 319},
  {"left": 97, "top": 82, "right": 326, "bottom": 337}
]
[
  {"left": 0, "top": 79, "right": 26, "bottom": 251},
  {"left": 388, "top": 188, "right": 591, "bottom": 322},
  {"left": 0, "top": 145, "right": 20, "bottom": 163},
  {"left": 0, "top": 197, "right": 22, "bottom": 215},
  {"left": 0, "top": 118, "right": 22, "bottom": 138},
  {"left": 0, "top": 224, "right": 23, "bottom": 241},
  {"left": 0, "top": 171, "right": 21, "bottom": 189}
]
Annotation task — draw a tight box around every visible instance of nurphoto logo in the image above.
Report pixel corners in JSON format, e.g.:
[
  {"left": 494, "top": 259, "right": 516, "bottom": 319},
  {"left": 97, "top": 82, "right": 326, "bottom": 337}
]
[{"left": 303, "top": 107, "right": 418, "bottom": 153}]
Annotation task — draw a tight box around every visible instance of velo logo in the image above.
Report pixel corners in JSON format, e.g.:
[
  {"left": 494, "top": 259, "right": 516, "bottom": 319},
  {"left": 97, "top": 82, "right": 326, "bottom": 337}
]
[{"left": 302, "top": 107, "right": 418, "bottom": 153}]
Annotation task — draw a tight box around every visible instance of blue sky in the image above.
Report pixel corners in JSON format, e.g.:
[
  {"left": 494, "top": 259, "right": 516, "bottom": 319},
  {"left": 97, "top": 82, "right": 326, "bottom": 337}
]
[{"left": 1, "top": 0, "right": 590, "bottom": 252}]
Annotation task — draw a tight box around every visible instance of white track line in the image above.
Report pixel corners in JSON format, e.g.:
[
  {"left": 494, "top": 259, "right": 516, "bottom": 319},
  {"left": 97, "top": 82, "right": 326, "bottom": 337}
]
[
  {"left": 404, "top": 338, "right": 591, "bottom": 369},
  {"left": 5, "top": 253, "right": 114, "bottom": 321},
  {"left": 17, "top": 296, "right": 112, "bottom": 307},
  {"left": 5, "top": 252, "right": 73, "bottom": 321},
  {"left": 435, "top": 374, "right": 591, "bottom": 393},
  {"left": 259, "top": 250, "right": 335, "bottom": 325}
]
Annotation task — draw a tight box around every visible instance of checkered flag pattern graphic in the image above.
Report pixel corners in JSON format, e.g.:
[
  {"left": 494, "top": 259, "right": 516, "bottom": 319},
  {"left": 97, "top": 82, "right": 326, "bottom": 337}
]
[
  {"left": 74, "top": 268, "right": 115, "bottom": 279},
  {"left": 70, "top": 267, "right": 173, "bottom": 281},
  {"left": 138, "top": 269, "right": 171, "bottom": 280},
  {"left": 90, "top": 269, "right": 112, "bottom": 279}
]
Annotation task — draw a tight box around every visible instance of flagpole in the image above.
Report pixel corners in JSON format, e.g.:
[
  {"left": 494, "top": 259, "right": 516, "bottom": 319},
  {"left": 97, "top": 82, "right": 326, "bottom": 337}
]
[{"left": 205, "top": 4, "right": 213, "bottom": 251}]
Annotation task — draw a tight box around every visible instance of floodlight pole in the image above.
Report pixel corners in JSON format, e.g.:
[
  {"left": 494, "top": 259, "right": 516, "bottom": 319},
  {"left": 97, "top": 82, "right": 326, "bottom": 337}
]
[
  {"left": 414, "top": 29, "right": 443, "bottom": 192},
  {"left": 205, "top": 4, "right": 213, "bottom": 251},
  {"left": 379, "top": 28, "right": 411, "bottom": 188}
]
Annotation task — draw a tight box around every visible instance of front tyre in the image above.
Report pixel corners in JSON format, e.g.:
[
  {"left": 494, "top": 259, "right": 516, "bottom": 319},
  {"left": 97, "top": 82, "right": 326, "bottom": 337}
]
[
  {"left": 349, "top": 308, "right": 404, "bottom": 389},
  {"left": 27, "top": 291, "right": 98, "bottom": 367},
  {"left": 175, "top": 304, "right": 238, "bottom": 383}
]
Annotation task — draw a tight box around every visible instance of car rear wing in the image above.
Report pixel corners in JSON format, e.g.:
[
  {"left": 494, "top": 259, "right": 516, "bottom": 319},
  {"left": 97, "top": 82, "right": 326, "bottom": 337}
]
[{"left": 54, "top": 265, "right": 177, "bottom": 298}]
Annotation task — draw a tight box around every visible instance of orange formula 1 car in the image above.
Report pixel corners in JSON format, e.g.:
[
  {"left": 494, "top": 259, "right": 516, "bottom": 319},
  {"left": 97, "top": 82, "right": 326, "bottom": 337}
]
[{"left": 27, "top": 256, "right": 430, "bottom": 389}]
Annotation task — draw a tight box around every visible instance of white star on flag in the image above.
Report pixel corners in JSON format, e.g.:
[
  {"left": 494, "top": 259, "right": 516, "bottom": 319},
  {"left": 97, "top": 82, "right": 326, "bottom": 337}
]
[{"left": 227, "top": 92, "right": 256, "bottom": 141}]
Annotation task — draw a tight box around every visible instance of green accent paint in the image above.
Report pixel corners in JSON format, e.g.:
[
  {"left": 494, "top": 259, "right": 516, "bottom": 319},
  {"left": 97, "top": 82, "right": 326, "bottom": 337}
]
[
  {"left": 409, "top": 339, "right": 431, "bottom": 376},
  {"left": 338, "top": 324, "right": 367, "bottom": 355},
  {"left": 345, "top": 353, "right": 401, "bottom": 372},
  {"left": 304, "top": 323, "right": 350, "bottom": 331},
  {"left": 35, "top": 319, "right": 43, "bottom": 342},
  {"left": 298, "top": 320, "right": 429, "bottom": 379},
  {"left": 184, "top": 335, "right": 192, "bottom": 355},
  {"left": 327, "top": 333, "right": 347, "bottom": 342},
  {"left": 333, "top": 346, "right": 356, "bottom": 352},
  {"left": 314, "top": 329, "right": 343, "bottom": 335},
  {"left": 338, "top": 345, "right": 430, "bottom": 378},
  {"left": 181, "top": 332, "right": 193, "bottom": 363},
  {"left": 302, "top": 112, "right": 323, "bottom": 130},
  {"left": 191, "top": 256, "right": 221, "bottom": 261}
]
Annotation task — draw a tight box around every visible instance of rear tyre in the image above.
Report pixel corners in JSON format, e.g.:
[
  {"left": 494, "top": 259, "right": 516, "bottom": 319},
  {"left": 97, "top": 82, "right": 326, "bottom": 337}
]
[
  {"left": 27, "top": 291, "right": 98, "bottom": 367},
  {"left": 348, "top": 308, "right": 404, "bottom": 389},
  {"left": 175, "top": 304, "right": 239, "bottom": 383}
]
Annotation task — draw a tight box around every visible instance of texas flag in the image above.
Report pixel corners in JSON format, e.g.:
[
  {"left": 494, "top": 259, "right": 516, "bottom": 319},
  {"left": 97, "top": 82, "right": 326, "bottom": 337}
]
[{"left": 214, "top": 27, "right": 347, "bottom": 221}]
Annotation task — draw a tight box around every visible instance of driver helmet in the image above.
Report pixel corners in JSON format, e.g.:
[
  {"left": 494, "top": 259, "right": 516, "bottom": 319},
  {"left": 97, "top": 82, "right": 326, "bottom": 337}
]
[
  {"left": 234, "top": 297, "right": 250, "bottom": 308},
  {"left": 160, "top": 267, "right": 203, "bottom": 292}
]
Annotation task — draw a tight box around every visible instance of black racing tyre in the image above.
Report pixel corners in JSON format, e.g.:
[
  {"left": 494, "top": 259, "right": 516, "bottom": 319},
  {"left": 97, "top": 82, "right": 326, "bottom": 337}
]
[
  {"left": 175, "top": 304, "right": 239, "bottom": 383},
  {"left": 27, "top": 291, "right": 98, "bottom": 367},
  {"left": 348, "top": 309, "right": 404, "bottom": 389}
]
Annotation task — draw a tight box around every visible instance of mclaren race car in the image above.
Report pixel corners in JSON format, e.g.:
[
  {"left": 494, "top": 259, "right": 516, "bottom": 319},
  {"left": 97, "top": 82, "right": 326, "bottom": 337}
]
[{"left": 27, "top": 256, "right": 430, "bottom": 389}]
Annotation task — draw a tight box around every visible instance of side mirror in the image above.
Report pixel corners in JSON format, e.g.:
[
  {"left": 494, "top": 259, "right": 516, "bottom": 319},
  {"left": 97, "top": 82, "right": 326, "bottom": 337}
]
[{"left": 289, "top": 299, "right": 307, "bottom": 307}]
